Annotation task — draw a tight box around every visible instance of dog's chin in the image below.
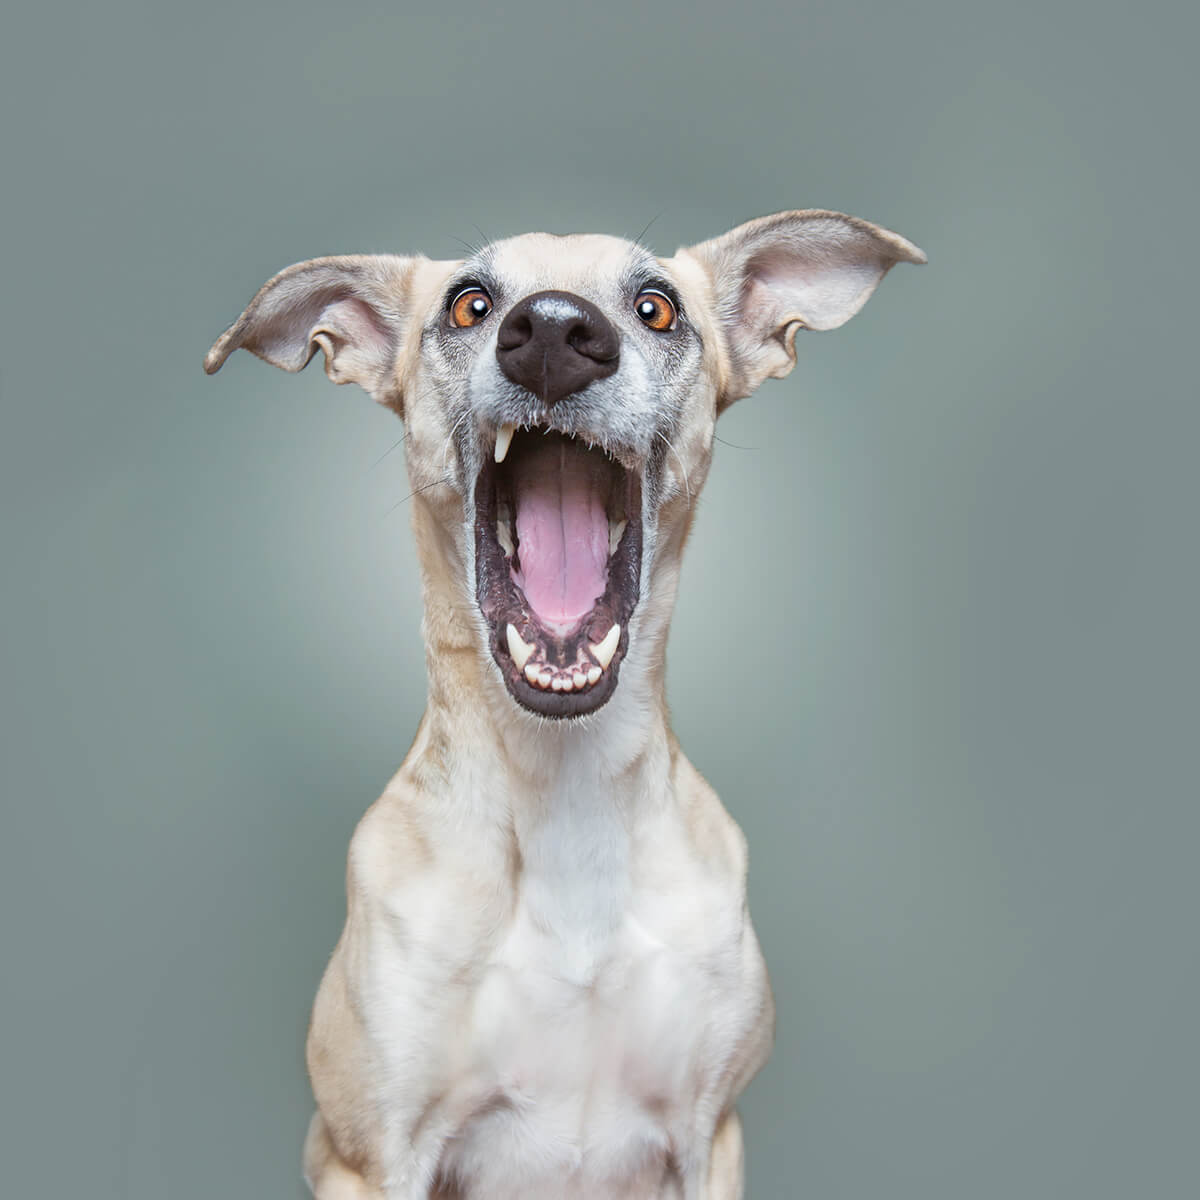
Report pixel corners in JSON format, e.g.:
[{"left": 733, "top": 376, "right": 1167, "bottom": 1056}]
[{"left": 473, "top": 429, "right": 642, "bottom": 719}]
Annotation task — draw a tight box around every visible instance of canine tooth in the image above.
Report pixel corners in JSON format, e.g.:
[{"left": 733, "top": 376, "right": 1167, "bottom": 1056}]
[
  {"left": 608, "top": 518, "right": 627, "bottom": 556},
  {"left": 589, "top": 624, "right": 620, "bottom": 670},
  {"left": 587, "top": 666, "right": 602, "bottom": 686},
  {"left": 494, "top": 423, "right": 516, "bottom": 463},
  {"left": 572, "top": 671, "right": 587, "bottom": 689},
  {"left": 524, "top": 662, "right": 541, "bottom": 684},
  {"left": 506, "top": 623, "right": 535, "bottom": 671},
  {"left": 537, "top": 669, "right": 553, "bottom": 689}
]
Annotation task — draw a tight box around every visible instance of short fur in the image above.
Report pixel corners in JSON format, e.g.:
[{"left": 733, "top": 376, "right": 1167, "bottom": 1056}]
[{"left": 205, "top": 210, "right": 925, "bottom": 1199}]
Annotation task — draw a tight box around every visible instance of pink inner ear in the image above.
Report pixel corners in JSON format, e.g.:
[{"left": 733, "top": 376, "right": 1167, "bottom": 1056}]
[
  {"left": 741, "top": 273, "right": 785, "bottom": 337},
  {"left": 746, "top": 242, "right": 887, "bottom": 334},
  {"left": 325, "top": 296, "right": 393, "bottom": 357}
]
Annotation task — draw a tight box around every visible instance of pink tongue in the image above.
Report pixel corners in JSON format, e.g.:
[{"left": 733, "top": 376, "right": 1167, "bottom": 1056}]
[{"left": 513, "top": 439, "right": 610, "bottom": 628}]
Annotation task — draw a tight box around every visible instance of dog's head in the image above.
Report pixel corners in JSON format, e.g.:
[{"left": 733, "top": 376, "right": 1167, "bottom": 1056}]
[{"left": 206, "top": 211, "right": 924, "bottom": 720}]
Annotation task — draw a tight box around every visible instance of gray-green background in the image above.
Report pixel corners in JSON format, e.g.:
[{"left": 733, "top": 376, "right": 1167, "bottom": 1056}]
[{"left": 2, "top": 2, "right": 1196, "bottom": 1196}]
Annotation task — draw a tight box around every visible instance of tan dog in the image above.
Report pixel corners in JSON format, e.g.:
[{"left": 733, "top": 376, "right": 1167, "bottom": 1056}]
[{"left": 205, "top": 210, "right": 924, "bottom": 1199}]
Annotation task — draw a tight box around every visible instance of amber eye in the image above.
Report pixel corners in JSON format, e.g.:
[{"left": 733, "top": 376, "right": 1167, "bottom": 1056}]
[
  {"left": 450, "top": 287, "right": 493, "bottom": 328},
  {"left": 633, "top": 289, "right": 676, "bottom": 332}
]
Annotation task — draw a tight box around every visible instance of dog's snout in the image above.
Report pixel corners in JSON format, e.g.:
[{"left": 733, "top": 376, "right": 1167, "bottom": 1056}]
[{"left": 496, "top": 290, "right": 619, "bottom": 407}]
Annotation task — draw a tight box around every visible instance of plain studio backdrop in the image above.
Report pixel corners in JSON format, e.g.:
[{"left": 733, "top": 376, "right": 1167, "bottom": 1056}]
[{"left": 1, "top": 2, "right": 1196, "bottom": 1196}]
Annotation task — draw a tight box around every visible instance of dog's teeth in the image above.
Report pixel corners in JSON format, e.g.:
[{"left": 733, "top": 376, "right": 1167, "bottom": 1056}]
[
  {"left": 537, "top": 668, "right": 553, "bottom": 689},
  {"left": 589, "top": 623, "right": 620, "bottom": 670},
  {"left": 586, "top": 666, "right": 602, "bottom": 686},
  {"left": 572, "top": 671, "right": 587, "bottom": 690},
  {"left": 506, "top": 623, "right": 535, "bottom": 672},
  {"left": 495, "top": 423, "right": 516, "bottom": 463},
  {"left": 497, "top": 502, "right": 514, "bottom": 557},
  {"left": 608, "top": 518, "right": 627, "bottom": 556},
  {"left": 558, "top": 675, "right": 574, "bottom": 692}
]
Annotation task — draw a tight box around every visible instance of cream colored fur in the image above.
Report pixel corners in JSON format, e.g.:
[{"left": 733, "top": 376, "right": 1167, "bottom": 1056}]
[{"left": 205, "top": 211, "right": 924, "bottom": 1199}]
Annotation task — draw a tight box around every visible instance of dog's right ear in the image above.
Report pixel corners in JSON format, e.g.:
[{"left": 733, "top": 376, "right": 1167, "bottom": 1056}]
[
  {"left": 674, "top": 210, "right": 926, "bottom": 407},
  {"left": 204, "top": 255, "right": 430, "bottom": 410}
]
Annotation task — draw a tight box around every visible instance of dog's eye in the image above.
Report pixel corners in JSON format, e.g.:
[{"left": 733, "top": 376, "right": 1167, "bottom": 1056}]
[
  {"left": 450, "top": 288, "right": 493, "bottom": 328},
  {"left": 633, "top": 289, "right": 676, "bottom": 332}
]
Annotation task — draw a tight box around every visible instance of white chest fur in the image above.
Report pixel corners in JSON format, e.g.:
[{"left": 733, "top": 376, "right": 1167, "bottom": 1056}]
[
  {"left": 440, "top": 908, "right": 697, "bottom": 1196},
  {"left": 345, "top": 694, "right": 768, "bottom": 1200},
  {"left": 430, "top": 746, "right": 751, "bottom": 1199}
]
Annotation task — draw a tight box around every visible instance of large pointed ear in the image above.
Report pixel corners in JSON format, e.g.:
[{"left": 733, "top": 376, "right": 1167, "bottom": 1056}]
[
  {"left": 203, "top": 254, "right": 429, "bottom": 409},
  {"left": 676, "top": 210, "right": 925, "bottom": 404}
]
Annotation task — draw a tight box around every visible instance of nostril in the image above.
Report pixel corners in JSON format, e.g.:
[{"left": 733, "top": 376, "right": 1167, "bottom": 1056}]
[
  {"left": 567, "top": 321, "right": 619, "bottom": 363},
  {"left": 497, "top": 313, "right": 533, "bottom": 351}
]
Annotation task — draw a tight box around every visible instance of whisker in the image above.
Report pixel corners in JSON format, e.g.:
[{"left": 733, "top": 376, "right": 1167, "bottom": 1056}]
[
  {"left": 369, "top": 430, "right": 410, "bottom": 471},
  {"left": 383, "top": 474, "right": 452, "bottom": 518},
  {"left": 448, "top": 234, "right": 484, "bottom": 258},
  {"left": 440, "top": 408, "right": 473, "bottom": 477},
  {"left": 656, "top": 430, "right": 692, "bottom": 506},
  {"left": 714, "top": 434, "right": 759, "bottom": 451},
  {"left": 634, "top": 210, "right": 665, "bottom": 248},
  {"left": 367, "top": 376, "right": 446, "bottom": 474}
]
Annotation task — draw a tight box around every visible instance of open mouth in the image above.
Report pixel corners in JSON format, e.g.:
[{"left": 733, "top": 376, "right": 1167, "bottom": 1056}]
[{"left": 474, "top": 426, "right": 642, "bottom": 718}]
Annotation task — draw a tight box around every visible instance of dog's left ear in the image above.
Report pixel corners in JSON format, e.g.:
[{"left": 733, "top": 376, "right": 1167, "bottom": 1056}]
[
  {"left": 204, "top": 254, "right": 432, "bottom": 410},
  {"left": 676, "top": 210, "right": 926, "bottom": 404}
]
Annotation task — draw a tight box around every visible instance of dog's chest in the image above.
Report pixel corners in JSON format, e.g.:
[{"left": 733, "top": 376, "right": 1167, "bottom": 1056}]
[{"left": 435, "top": 801, "right": 737, "bottom": 1196}]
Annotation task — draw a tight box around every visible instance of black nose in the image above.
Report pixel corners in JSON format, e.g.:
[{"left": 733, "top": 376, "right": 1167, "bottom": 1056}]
[{"left": 496, "top": 290, "right": 620, "bottom": 407}]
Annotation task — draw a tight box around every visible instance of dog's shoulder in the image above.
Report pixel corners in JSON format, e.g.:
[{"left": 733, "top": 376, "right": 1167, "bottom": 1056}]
[
  {"left": 343, "top": 777, "right": 513, "bottom": 957},
  {"left": 346, "top": 784, "right": 435, "bottom": 900},
  {"left": 670, "top": 750, "right": 750, "bottom": 891}
]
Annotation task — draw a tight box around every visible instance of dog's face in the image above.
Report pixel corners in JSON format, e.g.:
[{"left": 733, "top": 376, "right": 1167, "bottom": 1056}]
[
  {"left": 415, "top": 232, "right": 710, "bottom": 719},
  {"left": 206, "top": 212, "right": 924, "bottom": 720}
]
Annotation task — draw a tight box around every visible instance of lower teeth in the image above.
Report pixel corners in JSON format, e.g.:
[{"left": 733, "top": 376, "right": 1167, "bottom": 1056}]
[{"left": 521, "top": 658, "right": 603, "bottom": 692}]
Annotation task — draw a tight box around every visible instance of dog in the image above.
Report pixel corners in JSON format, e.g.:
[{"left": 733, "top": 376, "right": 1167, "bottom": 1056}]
[{"left": 205, "top": 209, "right": 924, "bottom": 1199}]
